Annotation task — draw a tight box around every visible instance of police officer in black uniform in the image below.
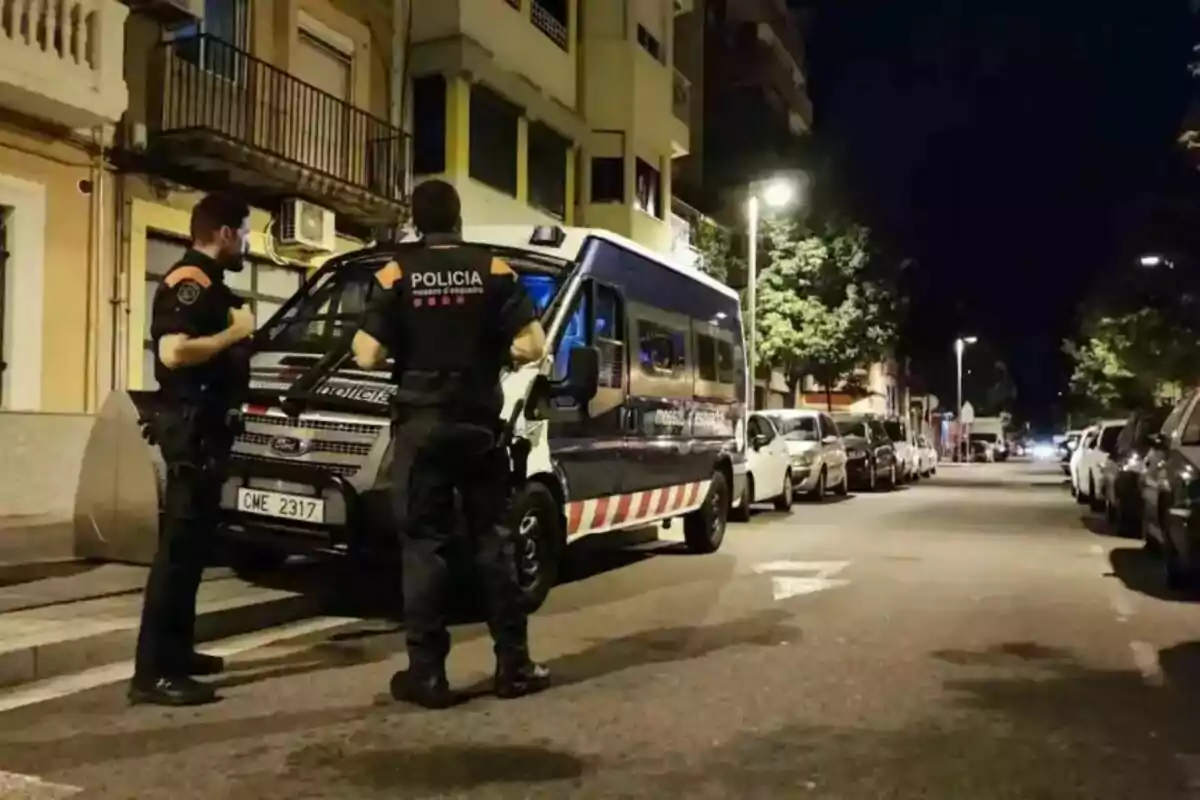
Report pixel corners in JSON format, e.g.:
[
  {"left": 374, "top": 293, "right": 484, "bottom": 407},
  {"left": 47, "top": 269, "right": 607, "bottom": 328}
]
[
  {"left": 351, "top": 180, "right": 551, "bottom": 709},
  {"left": 130, "top": 194, "right": 256, "bottom": 707}
]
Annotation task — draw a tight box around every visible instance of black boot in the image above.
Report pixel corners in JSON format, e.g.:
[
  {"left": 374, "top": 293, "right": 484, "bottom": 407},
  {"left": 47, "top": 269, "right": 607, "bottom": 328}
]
[
  {"left": 389, "top": 669, "right": 465, "bottom": 710},
  {"left": 128, "top": 676, "right": 218, "bottom": 707},
  {"left": 494, "top": 660, "right": 551, "bottom": 699},
  {"left": 186, "top": 652, "right": 225, "bottom": 676}
]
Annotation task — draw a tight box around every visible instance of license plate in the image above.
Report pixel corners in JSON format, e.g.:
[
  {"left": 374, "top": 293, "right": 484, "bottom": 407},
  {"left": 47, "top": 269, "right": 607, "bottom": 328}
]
[{"left": 236, "top": 488, "right": 325, "bottom": 523}]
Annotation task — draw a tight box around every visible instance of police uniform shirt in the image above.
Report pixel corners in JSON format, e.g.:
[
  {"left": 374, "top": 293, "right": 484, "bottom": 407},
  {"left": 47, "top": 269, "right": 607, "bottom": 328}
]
[
  {"left": 360, "top": 243, "right": 538, "bottom": 401},
  {"left": 151, "top": 249, "right": 249, "bottom": 402}
]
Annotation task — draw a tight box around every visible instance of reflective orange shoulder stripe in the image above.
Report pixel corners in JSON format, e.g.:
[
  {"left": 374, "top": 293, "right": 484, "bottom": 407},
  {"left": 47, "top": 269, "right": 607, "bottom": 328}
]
[
  {"left": 489, "top": 257, "right": 514, "bottom": 277},
  {"left": 164, "top": 266, "right": 213, "bottom": 288},
  {"left": 374, "top": 261, "right": 404, "bottom": 289}
]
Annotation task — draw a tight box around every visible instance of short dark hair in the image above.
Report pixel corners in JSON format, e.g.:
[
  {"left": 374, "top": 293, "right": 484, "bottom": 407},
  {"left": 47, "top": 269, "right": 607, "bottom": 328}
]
[
  {"left": 411, "top": 180, "right": 461, "bottom": 235},
  {"left": 190, "top": 193, "right": 250, "bottom": 243}
]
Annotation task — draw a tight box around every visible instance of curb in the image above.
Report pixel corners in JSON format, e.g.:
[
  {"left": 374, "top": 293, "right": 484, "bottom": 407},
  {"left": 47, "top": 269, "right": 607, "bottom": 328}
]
[{"left": 0, "top": 584, "right": 322, "bottom": 690}]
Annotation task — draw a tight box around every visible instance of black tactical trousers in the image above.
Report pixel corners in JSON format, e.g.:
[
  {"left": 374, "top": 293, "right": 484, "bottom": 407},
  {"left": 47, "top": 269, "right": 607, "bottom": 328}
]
[
  {"left": 395, "top": 426, "right": 529, "bottom": 674},
  {"left": 133, "top": 460, "right": 222, "bottom": 683}
]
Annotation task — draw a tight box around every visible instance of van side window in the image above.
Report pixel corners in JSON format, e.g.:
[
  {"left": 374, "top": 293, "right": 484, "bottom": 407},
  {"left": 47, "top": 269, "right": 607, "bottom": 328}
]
[
  {"left": 697, "top": 334, "right": 718, "bottom": 382},
  {"left": 552, "top": 287, "right": 588, "bottom": 381},
  {"left": 594, "top": 284, "right": 626, "bottom": 389},
  {"left": 637, "top": 318, "right": 686, "bottom": 376}
]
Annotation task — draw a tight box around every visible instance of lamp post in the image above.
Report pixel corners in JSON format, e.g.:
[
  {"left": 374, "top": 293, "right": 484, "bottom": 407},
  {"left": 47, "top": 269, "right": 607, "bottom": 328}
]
[
  {"left": 955, "top": 336, "right": 977, "bottom": 461},
  {"left": 746, "top": 177, "right": 803, "bottom": 409}
]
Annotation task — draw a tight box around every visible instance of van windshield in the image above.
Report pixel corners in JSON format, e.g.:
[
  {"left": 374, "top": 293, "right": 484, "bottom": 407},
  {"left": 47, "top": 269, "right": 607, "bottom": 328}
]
[{"left": 256, "top": 246, "right": 568, "bottom": 354}]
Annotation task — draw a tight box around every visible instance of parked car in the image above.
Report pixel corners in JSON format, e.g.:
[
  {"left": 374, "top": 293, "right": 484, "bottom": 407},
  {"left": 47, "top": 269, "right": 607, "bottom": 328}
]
[
  {"left": 1069, "top": 426, "right": 1098, "bottom": 499},
  {"left": 757, "top": 409, "right": 849, "bottom": 501},
  {"left": 883, "top": 418, "right": 920, "bottom": 482},
  {"left": 1140, "top": 390, "right": 1200, "bottom": 588},
  {"left": 1059, "top": 430, "right": 1083, "bottom": 475},
  {"left": 1073, "top": 420, "right": 1125, "bottom": 509},
  {"left": 832, "top": 414, "right": 899, "bottom": 491},
  {"left": 970, "top": 438, "right": 995, "bottom": 462},
  {"left": 1103, "top": 408, "right": 1169, "bottom": 537},
  {"left": 732, "top": 413, "right": 796, "bottom": 521},
  {"left": 916, "top": 435, "right": 939, "bottom": 477}
]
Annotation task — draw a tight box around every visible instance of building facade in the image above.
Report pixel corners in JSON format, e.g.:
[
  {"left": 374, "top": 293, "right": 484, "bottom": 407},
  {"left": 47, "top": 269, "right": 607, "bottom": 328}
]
[{"left": 407, "top": 0, "right": 691, "bottom": 254}]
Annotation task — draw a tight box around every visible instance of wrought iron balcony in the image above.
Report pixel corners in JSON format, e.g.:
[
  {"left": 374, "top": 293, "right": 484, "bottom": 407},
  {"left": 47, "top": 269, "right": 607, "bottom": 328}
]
[{"left": 141, "top": 34, "right": 410, "bottom": 231}]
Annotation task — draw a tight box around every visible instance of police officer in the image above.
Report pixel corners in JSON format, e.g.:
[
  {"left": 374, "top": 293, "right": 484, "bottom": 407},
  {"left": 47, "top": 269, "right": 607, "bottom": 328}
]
[
  {"left": 351, "top": 180, "right": 551, "bottom": 709},
  {"left": 130, "top": 193, "right": 256, "bottom": 707}
]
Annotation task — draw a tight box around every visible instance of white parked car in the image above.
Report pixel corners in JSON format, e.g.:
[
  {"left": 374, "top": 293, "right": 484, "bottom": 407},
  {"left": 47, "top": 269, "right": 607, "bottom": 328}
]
[
  {"left": 1072, "top": 419, "right": 1125, "bottom": 509},
  {"left": 758, "top": 409, "right": 849, "bottom": 500},
  {"left": 917, "top": 435, "right": 939, "bottom": 477},
  {"left": 731, "top": 412, "right": 796, "bottom": 520},
  {"left": 883, "top": 418, "right": 919, "bottom": 482}
]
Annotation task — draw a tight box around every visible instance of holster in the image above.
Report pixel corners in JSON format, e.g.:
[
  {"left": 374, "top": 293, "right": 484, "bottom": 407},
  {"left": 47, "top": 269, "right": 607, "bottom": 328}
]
[{"left": 140, "top": 403, "right": 234, "bottom": 475}]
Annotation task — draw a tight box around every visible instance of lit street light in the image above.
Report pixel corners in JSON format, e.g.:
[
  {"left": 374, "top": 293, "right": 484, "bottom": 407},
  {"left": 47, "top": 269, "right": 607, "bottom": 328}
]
[
  {"left": 1139, "top": 254, "right": 1175, "bottom": 269},
  {"left": 747, "top": 174, "right": 807, "bottom": 409},
  {"left": 955, "top": 336, "right": 978, "bottom": 461}
]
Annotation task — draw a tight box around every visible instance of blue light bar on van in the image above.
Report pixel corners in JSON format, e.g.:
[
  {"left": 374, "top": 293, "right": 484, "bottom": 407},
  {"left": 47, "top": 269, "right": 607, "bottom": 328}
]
[{"left": 530, "top": 225, "right": 566, "bottom": 247}]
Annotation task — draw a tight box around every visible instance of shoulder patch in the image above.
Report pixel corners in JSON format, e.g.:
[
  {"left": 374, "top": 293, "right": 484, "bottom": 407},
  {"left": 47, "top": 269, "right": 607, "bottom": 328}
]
[
  {"left": 176, "top": 281, "right": 202, "bottom": 305},
  {"left": 489, "top": 257, "right": 515, "bottom": 279},
  {"left": 374, "top": 261, "right": 404, "bottom": 289},
  {"left": 164, "top": 265, "right": 212, "bottom": 289}
]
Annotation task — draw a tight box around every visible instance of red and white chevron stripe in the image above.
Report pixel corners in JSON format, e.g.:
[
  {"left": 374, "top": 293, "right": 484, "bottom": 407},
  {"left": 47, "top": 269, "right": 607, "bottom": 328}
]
[{"left": 564, "top": 480, "right": 712, "bottom": 538}]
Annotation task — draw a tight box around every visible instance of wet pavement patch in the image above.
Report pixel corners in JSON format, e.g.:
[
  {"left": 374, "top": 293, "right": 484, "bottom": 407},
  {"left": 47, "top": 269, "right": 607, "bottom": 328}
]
[{"left": 286, "top": 742, "right": 587, "bottom": 791}]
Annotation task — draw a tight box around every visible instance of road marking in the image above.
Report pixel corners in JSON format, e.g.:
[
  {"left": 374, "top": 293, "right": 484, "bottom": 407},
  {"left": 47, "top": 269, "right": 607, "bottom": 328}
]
[
  {"left": 1130, "top": 640, "right": 1164, "bottom": 687},
  {"left": 1110, "top": 593, "right": 1134, "bottom": 620},
  {"left": 753, "top": 561, "right": 851, "bottom": 601},
  {"left": 0, "top": 616, "right": 355, "bottom": 713},
  {"left": 1089, "top": 544, "right": 1104, "bottom": 555},
  {"left": 0, "top": 771, "right": 82, "bottom": 797}
]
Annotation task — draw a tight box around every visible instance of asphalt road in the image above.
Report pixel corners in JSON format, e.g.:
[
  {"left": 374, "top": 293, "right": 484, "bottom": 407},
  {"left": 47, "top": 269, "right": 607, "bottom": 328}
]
[{"left": 5, "top": 461, "right": 1200, "bottom": 799}]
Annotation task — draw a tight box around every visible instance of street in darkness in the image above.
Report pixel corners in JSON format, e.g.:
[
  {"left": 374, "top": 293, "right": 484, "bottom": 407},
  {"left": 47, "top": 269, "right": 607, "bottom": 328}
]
[{"left": 3, "top": 462, "right": 1200, "bottom": 799}]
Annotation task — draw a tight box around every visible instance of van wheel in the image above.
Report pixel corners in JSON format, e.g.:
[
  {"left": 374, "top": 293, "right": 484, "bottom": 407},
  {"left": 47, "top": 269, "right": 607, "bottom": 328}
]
[
  {"left": 774, "top": 471, "right": 794, "bottom": 511},
  {"left": 731, "top": 475, "right": 754, "bottom": 522},
  {"left": 685, "top": 471, "right": 729, "bottom": 554},
  {"left": 510, "top": 483, "right": 563, "bottom": 613}
]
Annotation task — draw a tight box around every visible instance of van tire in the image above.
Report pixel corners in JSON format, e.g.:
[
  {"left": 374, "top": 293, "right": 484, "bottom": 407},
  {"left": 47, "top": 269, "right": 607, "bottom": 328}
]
[
  {"left": 731, "top": 475, "right": 754, "bottom": 522},
  {"left": 510, "top": 483, "right": 563, "bottom": 613},
  {"left": 685, "top": 471, "right": 730, "bottom": 554}
]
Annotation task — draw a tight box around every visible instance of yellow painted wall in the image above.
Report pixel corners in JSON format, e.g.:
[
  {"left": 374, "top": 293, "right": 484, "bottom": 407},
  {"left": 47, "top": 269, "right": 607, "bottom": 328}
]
[
  {"left": 125, "top": 194, "right": 363, "bottom": 390},
  {"left": 0, "top": 122, "right": 103, "bottom": 413}
]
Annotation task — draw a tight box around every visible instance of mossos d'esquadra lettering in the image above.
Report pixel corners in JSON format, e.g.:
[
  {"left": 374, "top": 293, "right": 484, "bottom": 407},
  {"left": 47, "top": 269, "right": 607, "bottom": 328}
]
[{"left": 411, "top": 271, "right": 484, "bottom": 288}]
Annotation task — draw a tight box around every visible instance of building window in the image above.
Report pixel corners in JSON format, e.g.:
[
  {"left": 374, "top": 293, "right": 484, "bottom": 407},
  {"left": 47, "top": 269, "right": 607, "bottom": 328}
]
[
  {"left": 636, "top": 318, "right": 686, "bottom": 376},
  {"left": 166, "top": 0, "right": 250, "bottom": 82},
  {"left": 636, "top": 24, "right": 662, "bottom": 62},
  {"left": 412, "top": 74, "right": 447, "bottom": 176},
  {"left": 528, "top": 121, "right": 568, "bottom": 219},
  {"left": 634, "top": 158, "right": 662, "bottom": 218},
  {"left": 469, "top": 83, "right": 519, "bottom": 195},
  {"left": 531, "top": 0, "right": 569, "bottom": 50},
  {"left": 142, "top": 235, "right": 305, "bottom": 389},
  {"left": 590, "top": 157, "right": 624, "bottom": 203}
]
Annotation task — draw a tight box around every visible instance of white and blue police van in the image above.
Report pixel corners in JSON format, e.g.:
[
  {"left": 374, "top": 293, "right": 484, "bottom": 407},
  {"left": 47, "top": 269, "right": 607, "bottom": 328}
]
[{"left": 219, "top": 225, "right": 748, "bottom": 610}]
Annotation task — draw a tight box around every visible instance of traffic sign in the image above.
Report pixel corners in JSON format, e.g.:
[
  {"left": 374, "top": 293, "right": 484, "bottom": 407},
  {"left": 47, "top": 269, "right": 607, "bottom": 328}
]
[{"left": 961, "top": 402, "right": 975, "bottom": 424}]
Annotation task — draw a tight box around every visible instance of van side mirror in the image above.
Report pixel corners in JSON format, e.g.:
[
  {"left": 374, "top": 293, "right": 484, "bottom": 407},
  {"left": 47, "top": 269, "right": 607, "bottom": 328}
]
[{"left": 552, "top": 346, "right": 601, "bottom": 404}]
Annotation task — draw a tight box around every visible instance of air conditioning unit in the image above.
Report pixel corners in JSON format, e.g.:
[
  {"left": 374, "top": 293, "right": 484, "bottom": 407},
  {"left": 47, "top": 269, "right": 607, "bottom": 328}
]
[
  {"left": 121, "top": 0, "right": 204, "bottom": 25},
  {"left": 278, "top": 199, "right": 336, "bottom": 254}
]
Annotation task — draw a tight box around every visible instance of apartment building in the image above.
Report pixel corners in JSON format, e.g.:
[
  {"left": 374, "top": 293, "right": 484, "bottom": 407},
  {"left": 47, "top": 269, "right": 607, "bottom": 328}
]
[
  {"left": 407, "top": 0, "right": 691, "bottom": 254},
  {"left": 0, "top": 0, "right": 129, "bottom": 413},
  {"left": 0, "top": 0, "right": 410, "bottom": 413}
]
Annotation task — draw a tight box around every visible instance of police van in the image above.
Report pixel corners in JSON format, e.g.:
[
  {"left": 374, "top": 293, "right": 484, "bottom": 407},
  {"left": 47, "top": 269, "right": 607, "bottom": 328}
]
[{"left": 221, "top": 225, "right": 748, "bottom": 610}]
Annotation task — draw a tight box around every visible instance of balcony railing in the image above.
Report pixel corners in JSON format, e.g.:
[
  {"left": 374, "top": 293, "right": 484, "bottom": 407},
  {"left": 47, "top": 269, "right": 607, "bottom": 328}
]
[
  {"left": 0, "top": 0, "right": 128, "bottom": 127},
  {"left": 146, "top": 34, "right": 409, "bottom": 226},
  {"left": 672, "top": 68, "right": 691, "bottom": 121},
  {"left": 531, "top": 0, "right": 568, "bottom": 50}
]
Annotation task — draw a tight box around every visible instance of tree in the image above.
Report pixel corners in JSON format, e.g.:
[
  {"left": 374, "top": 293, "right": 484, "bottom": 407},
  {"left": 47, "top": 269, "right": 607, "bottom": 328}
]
[
  {"left": 689, "top": 217, "right": 743, "bottom": 285},
  {"left": 755, "top": 220, "right": 899, "bottom": 410}
]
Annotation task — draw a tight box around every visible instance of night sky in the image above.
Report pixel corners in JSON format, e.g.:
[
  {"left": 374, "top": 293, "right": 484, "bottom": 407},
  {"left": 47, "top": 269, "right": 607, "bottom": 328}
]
[{"left": 790, "top": 0, "right": 1196, "bottom": 424}]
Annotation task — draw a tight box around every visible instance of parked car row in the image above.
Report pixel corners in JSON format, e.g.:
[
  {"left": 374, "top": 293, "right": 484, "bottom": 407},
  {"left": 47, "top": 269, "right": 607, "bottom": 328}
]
[
  {"left": 1065, "top": 398, "right": 1200, "bottom": 588},
  {"left": 735, "top": 409, "right": 939, "bottom": 520}
]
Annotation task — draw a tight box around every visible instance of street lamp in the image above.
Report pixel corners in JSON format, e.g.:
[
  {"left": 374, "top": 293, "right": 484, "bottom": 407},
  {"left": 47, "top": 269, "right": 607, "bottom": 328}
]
[
  {"left": 746, "top": 175, "right": 806, "bottom": 409},
  {"left": 1139, "top": 254, "right": 1175, "bottom": 269},
  {"left": 954, "top": 336, "right": 977, "bottom": 461}
]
